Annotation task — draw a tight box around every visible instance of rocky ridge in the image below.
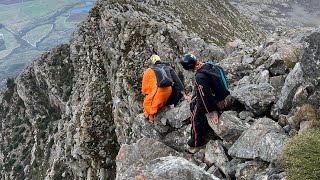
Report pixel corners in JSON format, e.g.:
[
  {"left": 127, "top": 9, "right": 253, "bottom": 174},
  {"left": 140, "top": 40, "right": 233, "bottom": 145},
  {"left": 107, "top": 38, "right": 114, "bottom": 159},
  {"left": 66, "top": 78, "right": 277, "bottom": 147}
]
[{"left": 0, "top": 0, "right": 320, "bottom": 179}]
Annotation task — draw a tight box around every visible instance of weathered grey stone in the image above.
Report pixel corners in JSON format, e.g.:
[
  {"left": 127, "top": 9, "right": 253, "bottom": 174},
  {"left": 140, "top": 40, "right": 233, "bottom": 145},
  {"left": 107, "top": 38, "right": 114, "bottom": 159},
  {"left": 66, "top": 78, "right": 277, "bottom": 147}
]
[
  {"left": 154, "top": 119, "right": 170, "bottom": 134},
  {"left": 225, "top": 158, "right": 246, "bottom": 177},
  {"left": 289, "top": 129, "right": 298, "bottom": 137},
  {"left": 251, "top": 166, "right": 284, "bottom": 180},
  {"left": 224, "top": 39, "right": 244, "bottom": 54},
  {"left": 156, "top": 101, "right": 191, "bottom": 128},
  {"left": 235, "top": 161, "right": 268, "bottom": 180},
  {"left": 271, "top": 63, "right": 304, "bottom": 118},
  {"left": 266, "top": 53, "right": 286, "bottom": 76},
  {"left": 299, "top": 121, "right": 311, "bottom": 134},
  {"left": 283, "top": 125, "right": 291, "bottom": 133},
  {"left": 239, "top": 111, "right": 254, "bottom": 120},
  {"left": 235, "top": 76, "right": 253, "bottom": 89},
  {"left": 207, "top": 165, "right": 225, "bottom": 179},
  {"left": 269, "top": 75, "right": 285, "bottom": 95},
  {"left": 194, "top": 149, "right": 205, "bottom": 164},
  {"left": 259, "top": 37, "right": 302, "bottom": 69},
  {"left": 116, "top": 138, "right": 180, "bottom": 179},
  {"left": 206, "top": 111, "right": 250, "bottom": 143},
  {"left": 256, "top": 70, "right": 270, "bottom": 84},
  {"left": 245, "top": 117, "right": 257, "bottom": 125},
  {"left": 163, "top": 124, "right": 190, "bottom": 151},
  {"left": 254, "top": 57, "right": 265, "bottom": 66},
  {"left": 278, "top": 114, "right": 288, "bottom": 127},
  {"left": 300, "top": 32, "right": 320, "bottom": 87},
  {"left": 204, "top": 140, "right": 229, "bottom": 175},
  {"left": 219, "top": 60, "right": 255, "bottom": 85},
  {"left": 221, "top": 140, "right": 234, "bottom": 150},
  {"left": 308, "top": 90, "right": 320, "bottom": 107},
  {"left": 266, "top": 172, "right": 287, "bottom": 180},
  {"left": 117, "top": 156, "right": 220, "bottom": 180},
  {"left": 242, "top": 55, "right": 255, "bottom": 64},
  {"left": 228, "top": 118, "right": 288, "bottom": 162},
  {"left": 130, "top": 114, "right": 163, "bottom": 143},
  {"left": 183, "top": 153, "right": 198, "bottom": 165},
  {"left": 292, "top": 86, "right": 309, "bottom": 106},
  {"left": 232, "top": 83, "right": 276, "bottom": 115},
  {"left": 199, "top": 163, "right": 209, "bottom": 171}
]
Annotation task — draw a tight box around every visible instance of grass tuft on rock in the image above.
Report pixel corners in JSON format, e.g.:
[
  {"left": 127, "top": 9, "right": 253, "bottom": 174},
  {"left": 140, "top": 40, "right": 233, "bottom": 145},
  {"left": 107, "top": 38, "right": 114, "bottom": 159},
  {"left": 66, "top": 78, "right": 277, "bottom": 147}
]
[{"left": 280, "top": 129, "right": 320, "bottom": 180}]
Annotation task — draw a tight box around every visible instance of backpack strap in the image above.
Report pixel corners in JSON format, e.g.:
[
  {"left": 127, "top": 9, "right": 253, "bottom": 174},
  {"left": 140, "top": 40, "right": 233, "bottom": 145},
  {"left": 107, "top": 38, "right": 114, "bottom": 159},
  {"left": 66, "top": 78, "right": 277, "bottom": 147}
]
[
  {"left": 216, "top": 66, "right": 229, "bottom": 91},
  {"left": 205, "top": 61, "right": 215, "bottom": 66}
]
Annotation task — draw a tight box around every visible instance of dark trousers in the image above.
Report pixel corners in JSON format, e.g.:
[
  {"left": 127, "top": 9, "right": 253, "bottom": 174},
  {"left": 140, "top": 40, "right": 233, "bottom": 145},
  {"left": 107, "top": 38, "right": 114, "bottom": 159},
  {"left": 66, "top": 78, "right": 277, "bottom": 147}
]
[
  {"left": 166, "top": 90, "right": 183, "bottom": 106},
  {"left": 189, "top": 106, "right": 212, "bottom": 147}
]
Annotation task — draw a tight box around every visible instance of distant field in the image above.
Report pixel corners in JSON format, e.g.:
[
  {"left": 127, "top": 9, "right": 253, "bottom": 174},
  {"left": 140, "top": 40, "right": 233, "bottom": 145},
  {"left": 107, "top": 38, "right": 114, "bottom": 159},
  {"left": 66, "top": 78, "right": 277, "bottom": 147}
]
[
  {"left": 22, "top": 24, "right": 53, "bottom": 47},
  {"left": 55, "top": 16, "right": 75, "bottom": 31},
  {"left": 0, "top": 0, "right": 81, "bottom": 25},
  {"left": 66, "top": 13, "right": 88, "bottom": 23},
  {"left": 0, "top": 0, "right": 32, "bottom": 5},
  {"left": 0, "top": 29, "right": 19, "bottom": 59},
  {"left": 0, "top": 0, "right": 95, "bottom": 89}
]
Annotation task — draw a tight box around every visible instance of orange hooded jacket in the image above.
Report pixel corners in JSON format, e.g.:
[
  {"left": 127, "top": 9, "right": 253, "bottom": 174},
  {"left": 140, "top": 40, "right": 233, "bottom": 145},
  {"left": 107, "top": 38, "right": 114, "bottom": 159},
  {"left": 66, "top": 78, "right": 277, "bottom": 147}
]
[{"left": 142, "top": 68, "right": 172, "bottom": 122}]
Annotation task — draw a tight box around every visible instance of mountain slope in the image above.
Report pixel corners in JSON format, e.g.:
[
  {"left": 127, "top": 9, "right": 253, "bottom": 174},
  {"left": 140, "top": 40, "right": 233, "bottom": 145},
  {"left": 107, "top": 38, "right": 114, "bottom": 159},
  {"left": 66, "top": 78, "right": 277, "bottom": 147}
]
[{"left": 0, "top": 0, "right": 264, "bottom": 179}]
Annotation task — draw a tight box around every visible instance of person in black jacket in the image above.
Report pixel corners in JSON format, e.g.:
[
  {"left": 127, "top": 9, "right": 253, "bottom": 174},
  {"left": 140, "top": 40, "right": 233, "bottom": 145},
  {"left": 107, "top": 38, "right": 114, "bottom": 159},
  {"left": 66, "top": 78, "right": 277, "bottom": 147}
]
[{"left": 180, "top": 54, "right": 230, "bottom": 147}]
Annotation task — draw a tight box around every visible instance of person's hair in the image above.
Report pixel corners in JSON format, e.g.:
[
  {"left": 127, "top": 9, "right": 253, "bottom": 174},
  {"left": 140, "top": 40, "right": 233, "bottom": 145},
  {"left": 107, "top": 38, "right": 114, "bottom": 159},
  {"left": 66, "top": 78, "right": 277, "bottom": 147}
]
[{"left": 150, "top": 55, "right": 161, "bottom": 65}]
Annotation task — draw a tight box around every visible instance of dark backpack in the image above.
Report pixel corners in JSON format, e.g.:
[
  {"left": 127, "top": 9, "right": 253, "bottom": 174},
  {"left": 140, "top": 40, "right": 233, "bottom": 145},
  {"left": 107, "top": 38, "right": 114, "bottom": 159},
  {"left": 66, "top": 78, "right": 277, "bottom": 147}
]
[
  {"left": 201, "top": 61, "right": 230, "bottom": 101},
  {"left": 151, "top": 64, "right": 174, "bottom": 87}
]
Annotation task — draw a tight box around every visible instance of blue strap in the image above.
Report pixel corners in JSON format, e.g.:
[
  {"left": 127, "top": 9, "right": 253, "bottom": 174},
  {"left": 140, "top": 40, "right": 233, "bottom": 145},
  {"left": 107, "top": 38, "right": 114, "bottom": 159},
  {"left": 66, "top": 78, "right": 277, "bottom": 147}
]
[
  {"left": 205, "top": 61, "right": 215, "bottom": 66},
  {"left": 216, "top": 66, "right": 229, "bottom": 91}
]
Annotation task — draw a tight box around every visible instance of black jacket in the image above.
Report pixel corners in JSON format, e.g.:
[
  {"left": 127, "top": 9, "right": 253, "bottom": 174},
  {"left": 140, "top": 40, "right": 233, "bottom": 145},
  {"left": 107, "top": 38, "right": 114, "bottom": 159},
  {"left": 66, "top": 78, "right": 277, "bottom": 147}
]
[
  {"left": 170, "top": 67, "right": 184, "bottom": 93},
  {"left": 193, "top": 64, "right": 230, "bottom": 112}
]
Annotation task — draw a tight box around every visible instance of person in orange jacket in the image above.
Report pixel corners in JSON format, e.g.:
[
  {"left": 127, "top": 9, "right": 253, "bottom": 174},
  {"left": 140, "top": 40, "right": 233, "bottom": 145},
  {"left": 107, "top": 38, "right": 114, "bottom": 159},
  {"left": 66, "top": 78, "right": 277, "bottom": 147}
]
[
  {"left": 142, "top": 55, "right": 172, "bottom": 122},
  {"left": 142, "top": 55, "right": 190, "bottom": 122}
]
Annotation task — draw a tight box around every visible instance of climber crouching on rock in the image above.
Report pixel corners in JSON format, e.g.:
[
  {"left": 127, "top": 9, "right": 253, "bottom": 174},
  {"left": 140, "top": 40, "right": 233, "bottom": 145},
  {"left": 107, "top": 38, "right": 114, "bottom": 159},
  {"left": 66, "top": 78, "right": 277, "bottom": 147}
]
[
  {"left": 180, "top": 54, "right": 230, "bottom": 147},
  {"left": 142, "top": 54, "right": 188, "bottom": 123}
]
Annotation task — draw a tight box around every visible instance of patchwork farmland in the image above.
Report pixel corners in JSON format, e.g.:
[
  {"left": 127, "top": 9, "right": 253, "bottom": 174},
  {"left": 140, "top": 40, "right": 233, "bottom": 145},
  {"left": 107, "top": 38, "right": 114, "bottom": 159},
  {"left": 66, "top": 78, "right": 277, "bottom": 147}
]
[{"left": 0, "top": 0, "right": 95, "bottom": 89}]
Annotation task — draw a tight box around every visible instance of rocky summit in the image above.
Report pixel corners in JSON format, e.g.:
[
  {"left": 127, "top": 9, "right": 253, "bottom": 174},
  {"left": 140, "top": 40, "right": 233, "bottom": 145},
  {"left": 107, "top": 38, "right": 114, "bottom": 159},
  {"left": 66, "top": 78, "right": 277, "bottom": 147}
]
[{"left": 0, "top": 0, "right": 320, "bottom": 179}]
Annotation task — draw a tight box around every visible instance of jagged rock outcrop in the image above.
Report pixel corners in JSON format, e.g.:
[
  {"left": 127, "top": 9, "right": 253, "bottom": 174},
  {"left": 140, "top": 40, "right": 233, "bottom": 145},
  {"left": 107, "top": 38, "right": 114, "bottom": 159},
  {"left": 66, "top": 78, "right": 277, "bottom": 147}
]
[
  {"left": 271, "top": 63, "right": 304, "bottom": 118},
  {"left": 300, "top": 31, "right": 320, "bottom": 107},
  {"left": 204, "top": 140, "right": 229, "bottom": 176},
  {"left": 232, "top": 83, "right": 276, "bottom": 115},
  {"left": 207, "top": 111, "right": 250, "bottom": 143},
  {"left": 228, "top": 118, "right": 288, "bottom": 162},
  {"left": 1, "top": 0, "right": 320, "bottom": 179},
  {"left": 300, "top": 32, "right": 320, "bottom": 86},
  {"left": 115, "top": 138, "right": 219, "bottom": 180}
]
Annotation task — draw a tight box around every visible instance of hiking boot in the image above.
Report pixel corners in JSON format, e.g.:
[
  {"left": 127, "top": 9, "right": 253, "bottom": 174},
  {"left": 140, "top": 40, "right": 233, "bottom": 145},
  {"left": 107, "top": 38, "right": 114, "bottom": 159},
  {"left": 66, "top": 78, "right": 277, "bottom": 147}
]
[{"left": 187, "top": 138, "right": 206, "bottom": 148}]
